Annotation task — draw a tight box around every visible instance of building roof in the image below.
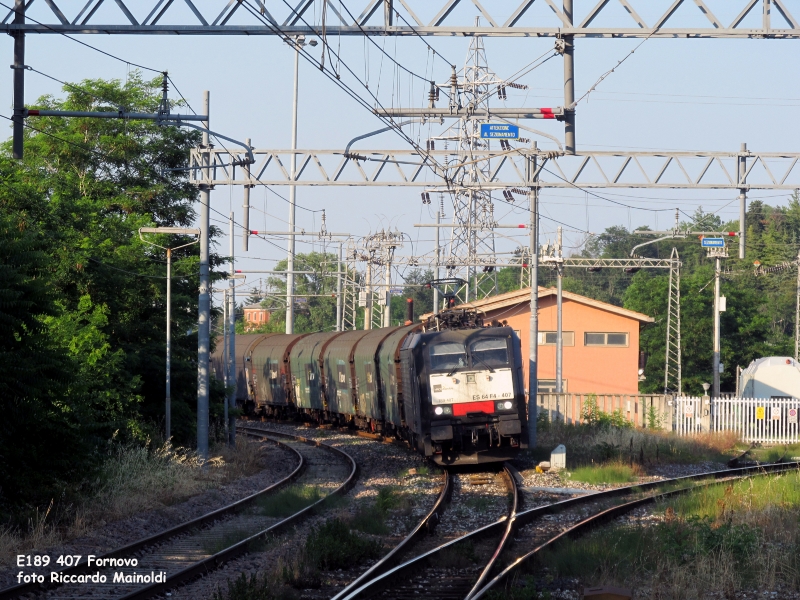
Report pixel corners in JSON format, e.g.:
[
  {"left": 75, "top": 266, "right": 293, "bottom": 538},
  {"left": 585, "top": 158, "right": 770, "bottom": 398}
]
[
  {"left": 243, "top": 304, "right": 269, "bottom": 310},
  {"left": 423, "top": 286, "right": 654, "bottom": 323}
]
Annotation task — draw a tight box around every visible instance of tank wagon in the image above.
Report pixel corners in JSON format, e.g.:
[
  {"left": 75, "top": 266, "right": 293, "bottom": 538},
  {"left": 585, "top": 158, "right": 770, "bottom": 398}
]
[{"left": 236, "top": 310, "right": 528, "bottom": 465}]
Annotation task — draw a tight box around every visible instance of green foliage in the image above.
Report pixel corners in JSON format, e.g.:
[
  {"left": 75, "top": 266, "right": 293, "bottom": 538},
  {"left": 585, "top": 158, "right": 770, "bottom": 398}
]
[
  {"left": 256, "top": 485, "right": 323, "bottom": 518},
  {"left": 303, "top": 518, "right": 381, "bottom": 570},
  {"left": 647, "top": 403, "right": 663, "bottom": 430},
  {"left": 580, "top": 395, "right": 633, "bottom": 429},
  {"left": 0, "top": 73, "right": 227, "bottom": 510},
  {"left": 212, "top": 573, "right": 297, "bottom": 600},
  {"left": 567, "top": 463, "right": 639, "bottom": 484},
  {"left": 351, "top": 486, "right": 411, "bottom": 535}
]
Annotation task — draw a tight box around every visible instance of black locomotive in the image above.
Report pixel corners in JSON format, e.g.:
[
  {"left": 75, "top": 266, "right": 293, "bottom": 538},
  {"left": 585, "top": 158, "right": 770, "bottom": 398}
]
[{"left": 215, "top": 309, "right": 528, "bottom": 464}]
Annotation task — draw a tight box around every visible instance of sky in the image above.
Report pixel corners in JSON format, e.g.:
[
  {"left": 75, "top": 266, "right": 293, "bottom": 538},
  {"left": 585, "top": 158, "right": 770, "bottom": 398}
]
[{"left": 2, "top": 0, "right": 800, "bottom": 306}]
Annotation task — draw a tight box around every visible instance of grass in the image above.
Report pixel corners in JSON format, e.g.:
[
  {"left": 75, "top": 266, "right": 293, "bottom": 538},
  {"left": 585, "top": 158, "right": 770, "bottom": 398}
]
[
  {"left": 532, "top": 420, "right": 740, "bottom": 469},
  {"left": 0, "top": 437, "right": 268, "bottom": 567},
  {"left": 567, "top": 462, "right": 641, "bottom": 485},
  {"left": 351, "top": 487, "right": 412, "bottom": 535},
  {"left": 202, "top": 527, "right": 256, "bottom": 555},
  {"left": 256, "top": 485, "right": 324, "bottom": 518},
  {"left": 517, "top": 469, "right": 800, "bottom": 598},
  {"left": 212, "top": 573, "right": 298, "bottom": 600}
]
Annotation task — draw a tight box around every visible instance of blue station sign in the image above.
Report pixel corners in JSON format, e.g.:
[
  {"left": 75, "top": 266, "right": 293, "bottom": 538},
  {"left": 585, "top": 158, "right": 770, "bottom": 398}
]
[
  {"left": 480, "top": 123, "right": 519, "bottom": 139},
  {"left": 701, "top": 237, "right": 725, "bottom": 248}
]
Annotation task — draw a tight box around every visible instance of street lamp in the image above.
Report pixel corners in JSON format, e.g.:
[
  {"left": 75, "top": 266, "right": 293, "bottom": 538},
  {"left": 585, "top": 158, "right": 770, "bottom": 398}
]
[
  {"left": 139, "top": 226, "right": 201, "bottom": 441},
  {"left": 285, "top": 34, "right": 315, "bottom": 334}
]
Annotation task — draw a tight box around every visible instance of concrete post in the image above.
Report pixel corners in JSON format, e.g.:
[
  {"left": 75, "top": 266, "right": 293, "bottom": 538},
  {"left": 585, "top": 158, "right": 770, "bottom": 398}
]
[{"left": 196, "top": 91, "right": 210, "bottom": 461}]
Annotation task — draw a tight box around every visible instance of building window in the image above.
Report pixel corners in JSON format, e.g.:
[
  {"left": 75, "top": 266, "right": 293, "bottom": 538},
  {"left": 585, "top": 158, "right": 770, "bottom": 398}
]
[
  {"left": 584, "top": 332, "right": 629, "bottom": 347},
  {"left": 538, "top": 379, "right": 567, "bottom": 393},
  {"left": 537, "top": 331, "right": 575, "bottom": 346}
]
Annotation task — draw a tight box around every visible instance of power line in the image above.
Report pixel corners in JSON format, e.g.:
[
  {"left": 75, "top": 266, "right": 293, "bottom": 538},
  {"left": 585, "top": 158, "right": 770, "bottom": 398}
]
[{"left": 0, "top": 1, "right": 161, "bottom": 73}]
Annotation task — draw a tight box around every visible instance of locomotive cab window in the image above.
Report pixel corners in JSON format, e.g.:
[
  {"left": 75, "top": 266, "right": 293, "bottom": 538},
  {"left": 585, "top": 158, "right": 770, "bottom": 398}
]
[
  {"left": 469, "top": 338, "right": 509, "bottom": 368},
  {"left": 429, "top": 342, "right": 467, "bottom": 371}
]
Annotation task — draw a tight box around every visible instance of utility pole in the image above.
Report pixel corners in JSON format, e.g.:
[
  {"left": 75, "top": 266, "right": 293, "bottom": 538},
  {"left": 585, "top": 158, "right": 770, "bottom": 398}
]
[
  {"left": 286, "top": 36, "right": 305, "bottom": 334},
  {"left": 555, "top": 226, "right": 564, "bottom": 394},
  {"left": 242, "top": 137, "right": 252, "bottom": 252},
  {"left": 795, "top": 250, "right": 800, "bottom": 361},
  {"left": 713, "top": 255, "right": 721, "bottom": 397},
  {"left": 563, "top": 0, "right": 576, "bottom": 155},
  {"left": 12, "top": 0, "right": 24, "bottom": 159},
  {"left": 138, "top": 227, "right": 200, "bottom": 442},
  {"left": 738, "top": 143, "right": 748, "bottom": 260},
  {"left": 528, "top": 145, "right": 539, "bottom": 447},
  {"left": 228, "top": 212, "right": 236, "bottom": 447},
  {"left": 197, "top": 90, "right": 211, "bottom": 462},
  {"left": 384, "top": 259, "right": 392, "bottom": 328},
  {"left": 364, "top": 260, "right": 373, "bottom": 331},
  {"left": 336, "top": 242, "right": 343, "bottom": 331},
  {"left": 434, "top": 211, "right": 441, "bottom": 314}
]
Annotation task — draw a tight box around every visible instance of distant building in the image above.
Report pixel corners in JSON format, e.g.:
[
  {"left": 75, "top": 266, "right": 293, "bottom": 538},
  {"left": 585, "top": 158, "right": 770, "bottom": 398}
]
[
  {"left": 445, "top": 287, "right": 654, "bottom": 394},
  {"left": 739, "top": 357, "right": 800, "bottom": 398},
  {"left": 243, "top": 304, "right": 271, "bottom": 330}
]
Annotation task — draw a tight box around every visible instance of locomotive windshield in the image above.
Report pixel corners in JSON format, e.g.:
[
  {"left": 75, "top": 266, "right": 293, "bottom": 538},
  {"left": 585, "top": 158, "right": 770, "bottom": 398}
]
[
  {"left": 469, "top": 338, "right": 510, "bottom": 368},
  {"left": 429, "top": 342, "right": 467, "bottom": 371}
]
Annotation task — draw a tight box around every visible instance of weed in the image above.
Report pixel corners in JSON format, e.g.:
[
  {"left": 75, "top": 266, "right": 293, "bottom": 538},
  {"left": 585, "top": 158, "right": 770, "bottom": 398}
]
[
  {"left": 351, "top": 505, "right": 390, "bottom": 535},
  {"left": 465, "top": 496, "right": 493, "bottom": 511},
  {"left": 534, "top": 471, "right": 800, "bottom": 595},
  {"left": 256, "top": 485, "right": 323, "bottom": 518},
  {"left": 202, "top": 527, "right": 254, "bottom": 555},
  {"left": 536, "top": 421, "right": 738, "bottom": 468},
  {"left": 304, "top": 518, "right": 381, "bottom": 570},
  {"left": 351, "top": 487, "right": 412, "bottom": 535},
  {"left": 568, "top": 463, "right": 640, "bottom": 485},
  {"left": 437, "top": 540, "right": 478, "bottom": 568},
  {"left": 212, "top": 572, "right": 297, "bottom": 600}
]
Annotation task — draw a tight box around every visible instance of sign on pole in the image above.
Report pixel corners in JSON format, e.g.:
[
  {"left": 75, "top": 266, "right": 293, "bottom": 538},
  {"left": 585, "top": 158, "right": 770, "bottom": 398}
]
[
  {"left": 701, "top": 237, "right": 725, "bottom": 248},
  {"left": 480, "top": 123, "right": 519, "bottom": 139},
  {"left": 756, "top": 406, "right": 765, "bottom": 420},
  {"left": 789, "top": 408, "right": 798, "bottom": 424},
  {"left": 771, "top": 406, "right": 782, "bottom": 420}
]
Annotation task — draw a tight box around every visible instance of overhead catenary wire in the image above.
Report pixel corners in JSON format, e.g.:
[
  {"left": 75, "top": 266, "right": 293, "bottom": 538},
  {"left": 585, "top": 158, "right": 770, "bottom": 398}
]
[
  {"left": 238, "top": 0, "right": 451, "bottom": 181},
  {"left": 0, "top": 1, "right": 161, "bottom": 73}
]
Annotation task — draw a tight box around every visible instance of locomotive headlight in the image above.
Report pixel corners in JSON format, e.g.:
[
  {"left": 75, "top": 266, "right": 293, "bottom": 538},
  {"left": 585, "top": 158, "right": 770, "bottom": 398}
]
[
  {"left": 503, "top": 401, "right": 513, "bottom": 409},
  {"left": 434, "top": 406, "right": 444, "bottom": 415}
]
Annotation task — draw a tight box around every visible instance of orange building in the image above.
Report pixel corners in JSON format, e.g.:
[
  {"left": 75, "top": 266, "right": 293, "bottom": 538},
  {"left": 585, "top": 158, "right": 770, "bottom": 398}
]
[
  {"left": 458, "top": 287, "right": 654, "bottom": 394},
  {"left": 243, "top": 304, "right": 271, "bottom": 330}
]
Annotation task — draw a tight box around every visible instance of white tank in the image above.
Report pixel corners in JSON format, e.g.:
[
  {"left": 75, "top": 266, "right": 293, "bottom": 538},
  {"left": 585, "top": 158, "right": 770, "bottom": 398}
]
[{"left": 739, "top": 357, "right": 800, "bottom": 398}]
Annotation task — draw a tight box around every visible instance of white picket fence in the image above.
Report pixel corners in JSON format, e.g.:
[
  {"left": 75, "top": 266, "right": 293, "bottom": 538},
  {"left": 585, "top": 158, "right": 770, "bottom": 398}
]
[{"left": 674, "top": 396, "right": 800, "bottom": 443}]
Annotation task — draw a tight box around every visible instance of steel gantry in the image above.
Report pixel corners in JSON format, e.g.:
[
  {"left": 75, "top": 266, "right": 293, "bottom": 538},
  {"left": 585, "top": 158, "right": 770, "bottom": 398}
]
[
  {"left": 188, "top": 146, "right": 800, "bottom": 191},
  {"left": 538, "top": 251, "right": 683, "bottom": 396},
  {"left": 3, "top": 0, "right": 799, "bottom": 38}
]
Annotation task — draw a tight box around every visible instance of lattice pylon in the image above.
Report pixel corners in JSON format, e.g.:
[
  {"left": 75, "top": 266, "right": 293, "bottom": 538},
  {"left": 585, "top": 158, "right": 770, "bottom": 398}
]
[
  {"left": 343, "top": 241, "right": 361, "bottom": 331},
  {"left": 664, "top": 247, "right": 682, "bottom": 395},
  {"left": 439, "top": 30, "right": 501, "bottom": 302}
]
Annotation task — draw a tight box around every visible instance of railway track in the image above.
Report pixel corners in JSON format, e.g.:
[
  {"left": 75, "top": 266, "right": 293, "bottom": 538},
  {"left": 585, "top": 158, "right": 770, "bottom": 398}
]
[
  {"left": 469, "top": 459, "right": 800, "bottom": 599},
  {"left": 334, "top": 463, "right": 521, "bottom": 600},
  {"left": 0, "top": 428, "right": 357, "bottom": 600},
  {"left": 333, "top": 459, "right": 800, "bottom": 600}
]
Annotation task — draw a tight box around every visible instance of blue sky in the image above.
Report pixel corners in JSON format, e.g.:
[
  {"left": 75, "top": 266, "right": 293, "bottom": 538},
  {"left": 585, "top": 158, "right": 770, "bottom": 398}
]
[{"left": 2, "top": 1, "right": 799, "bottom": 300}]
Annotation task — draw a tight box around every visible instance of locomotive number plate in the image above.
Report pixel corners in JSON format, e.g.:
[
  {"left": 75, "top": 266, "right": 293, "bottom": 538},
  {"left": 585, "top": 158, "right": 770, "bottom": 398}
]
[{"left": 429, "top": 368, "right": 514, "bottom": 405}]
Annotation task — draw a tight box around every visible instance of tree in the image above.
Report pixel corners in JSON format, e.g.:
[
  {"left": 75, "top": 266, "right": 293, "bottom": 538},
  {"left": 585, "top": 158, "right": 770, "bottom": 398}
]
[{"left": 0, "top": 73, "right": 226, "bottom": 509}]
